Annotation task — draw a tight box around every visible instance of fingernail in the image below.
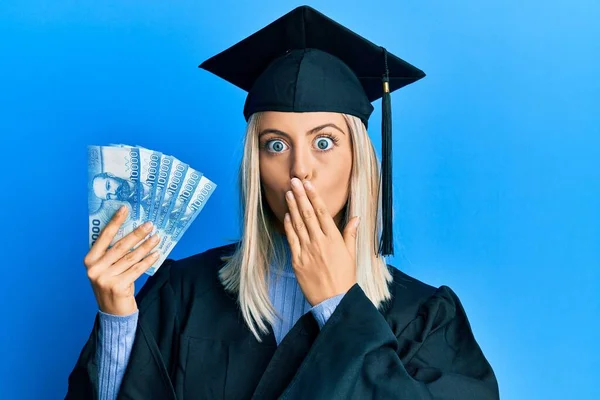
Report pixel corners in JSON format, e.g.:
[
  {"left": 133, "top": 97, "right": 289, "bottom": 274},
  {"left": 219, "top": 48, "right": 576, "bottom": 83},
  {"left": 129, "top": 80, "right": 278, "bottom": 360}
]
[
  {"left": 142, "top": 221, "right": 153, "bottom": 231},
  {"left": 286, "top": 190, "right": 294, "bottom": 200},
  {"left": 291, "top": 178, "right": 301, "bottom": 188},
  {"left": 118, "top": 205, "right": 126, "bottom": 215},
  {"left": 354, "top": 216, "right": 361, "bottom": 228},
  {"left": 284, "top": 213, "right": 290, "bottom": 222},
  {"left": 303, "top": 180, "right": 312, "bottom": 190},
  {"left": 150, "top": 234, "right": 160, "bottom": 243}
]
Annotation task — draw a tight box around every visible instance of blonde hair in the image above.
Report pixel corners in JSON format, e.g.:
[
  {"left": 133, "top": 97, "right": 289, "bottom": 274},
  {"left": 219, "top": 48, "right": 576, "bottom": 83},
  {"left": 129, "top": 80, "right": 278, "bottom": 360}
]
[{"left": 218, "top": 111, "right": 393, "bottom": 342}]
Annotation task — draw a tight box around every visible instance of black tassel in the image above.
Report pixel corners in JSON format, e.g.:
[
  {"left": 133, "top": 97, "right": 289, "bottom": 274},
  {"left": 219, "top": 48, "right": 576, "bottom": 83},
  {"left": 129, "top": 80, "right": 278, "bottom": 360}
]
[{"left": 379, "top": 47, "right": 394, "bottom": 256}]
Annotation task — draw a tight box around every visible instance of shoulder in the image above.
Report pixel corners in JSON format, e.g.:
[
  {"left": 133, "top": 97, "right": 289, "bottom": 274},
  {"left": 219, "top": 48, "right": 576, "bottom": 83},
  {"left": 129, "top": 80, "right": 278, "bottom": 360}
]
[
  {"left": 383, "top": 265, "right": 466, "bottom": 334},
  {"left": 382, "top": 266, "right": 498, "bottom": 396},
  {"left": 170, "top": 242, "right": 238, "bottom": 281},
  {"left": 136, "top": 241, "right": 239, "bottom": 309},
  {"left": 169, "top": 241, "right": 239, "bottom": 294}
]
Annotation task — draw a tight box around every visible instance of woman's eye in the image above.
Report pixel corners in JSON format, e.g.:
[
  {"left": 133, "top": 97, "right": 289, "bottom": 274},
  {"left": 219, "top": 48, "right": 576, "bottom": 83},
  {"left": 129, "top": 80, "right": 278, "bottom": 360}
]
[
  {"left": 315, "top": 137, "right": 334, "bottom": 151},
  {"left": 266, "top": 140, "right": 288, "bottom": 153},
  {"left": 264, "top": 136, "right": 336, "bottom": 153}
]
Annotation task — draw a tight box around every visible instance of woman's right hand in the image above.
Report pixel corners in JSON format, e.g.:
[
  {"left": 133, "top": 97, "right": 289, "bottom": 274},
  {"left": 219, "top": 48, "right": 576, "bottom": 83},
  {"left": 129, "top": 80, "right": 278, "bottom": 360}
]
[{"left": 83, "top": 205, "right": 161, "bottom": 316}]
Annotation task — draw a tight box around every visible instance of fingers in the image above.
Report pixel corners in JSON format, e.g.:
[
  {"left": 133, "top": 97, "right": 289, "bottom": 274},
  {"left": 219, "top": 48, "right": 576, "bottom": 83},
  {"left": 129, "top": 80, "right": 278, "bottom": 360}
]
[
  {"left": 343, "top": 216, "right": 360, "bottom": 261},
  {"left": 111, "top": 233, "right": 161, "bottom": 276},
  {"left": 119, "top": 250, "right": 161, "bottom": 283},
  {"left": 283, "top": 212, "right": 301, "bottom": 260},
  {"left": 85, "top": 206, "right": 128, "bottom": 267},
  {"left": 285, "top": 188, "right": 311, "bottom": 245},
  {"left": 301, "top": 179, "right": 338, "bottom": 236},
  {"left": 103, "top": 220, "right": 155, "bottom": 267},
  {"left": 286, "top": 178, "right": 324, "bottom": 242}
]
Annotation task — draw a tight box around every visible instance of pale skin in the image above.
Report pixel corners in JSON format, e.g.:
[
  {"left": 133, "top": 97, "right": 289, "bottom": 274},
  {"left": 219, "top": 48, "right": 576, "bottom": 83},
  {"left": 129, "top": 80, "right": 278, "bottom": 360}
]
[
  {"left": 83, "top": 208, "right": 160, "bottom": 316},
  {"left": 84, "top": 111, "right": 360, "bottom": 315},
  {"left": 258, "top": 111, "right": 361, "bottom": 306}
]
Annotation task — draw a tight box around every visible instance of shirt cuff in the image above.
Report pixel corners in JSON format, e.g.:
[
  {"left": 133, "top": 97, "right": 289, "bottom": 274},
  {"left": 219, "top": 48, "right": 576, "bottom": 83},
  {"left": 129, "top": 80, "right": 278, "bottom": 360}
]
[
  {"left": 309, "top": 293, "right": 346, "bottom": 329},
  {"left": 98, "top": 309, "right": 139, "bottom": 324}
]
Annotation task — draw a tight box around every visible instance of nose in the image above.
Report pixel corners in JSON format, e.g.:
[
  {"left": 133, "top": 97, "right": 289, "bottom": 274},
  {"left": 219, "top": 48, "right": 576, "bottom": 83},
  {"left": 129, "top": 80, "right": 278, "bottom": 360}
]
[{"left": 289, "top": 145, "right": 313, "bottom": 182}]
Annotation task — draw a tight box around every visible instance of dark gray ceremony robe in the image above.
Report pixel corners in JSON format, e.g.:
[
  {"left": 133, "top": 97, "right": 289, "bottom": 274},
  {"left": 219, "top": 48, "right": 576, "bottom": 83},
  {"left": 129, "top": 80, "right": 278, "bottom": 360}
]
[{"left": 65, "top": 243, "right": 499, "bottom": 399}]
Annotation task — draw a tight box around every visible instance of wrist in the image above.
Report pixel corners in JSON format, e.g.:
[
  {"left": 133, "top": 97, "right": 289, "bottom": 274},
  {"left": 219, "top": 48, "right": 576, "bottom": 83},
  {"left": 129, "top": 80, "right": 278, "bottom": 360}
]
[{"left": 99, "top": 297, "right": 138, "bottom": 316}]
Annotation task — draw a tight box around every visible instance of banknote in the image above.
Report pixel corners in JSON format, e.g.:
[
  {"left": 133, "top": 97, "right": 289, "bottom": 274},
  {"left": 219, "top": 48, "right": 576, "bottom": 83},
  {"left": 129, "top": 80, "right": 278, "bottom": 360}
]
[
  {"left": 138, "top": 147, "right": 163, "bottom": 223},
  {"left": 170, "top": 176, "right": 216, "bottom": 242},
  {"left": 87, "top": 145, "right": 142, "bottom": 248},
  {"left": 162, "top": 167, "right": 203, "bottom": 236},
  {"left": 155, "top": 167, "right": 203, "bottom": 253},
  {"left": 154, "top": 157, "right": 188, "bottom": 230},
  {"left": 148, "top": 154, "right": 174, "bottom": 224},
  {"left": 148, "top": 175, "right": 216, "bottom": 275},
  {"left": 110, "top": 144, "right": 164, "bottom": 225},
  {"left": 88, "top": 144, "right": 216, "bottom": 276}
]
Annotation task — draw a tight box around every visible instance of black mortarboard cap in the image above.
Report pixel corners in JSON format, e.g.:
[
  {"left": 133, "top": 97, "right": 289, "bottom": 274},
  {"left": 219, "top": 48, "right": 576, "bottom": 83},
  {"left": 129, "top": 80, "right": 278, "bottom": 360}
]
[{"left": 199, "top": 5, "right": 425, "bottom": 257}]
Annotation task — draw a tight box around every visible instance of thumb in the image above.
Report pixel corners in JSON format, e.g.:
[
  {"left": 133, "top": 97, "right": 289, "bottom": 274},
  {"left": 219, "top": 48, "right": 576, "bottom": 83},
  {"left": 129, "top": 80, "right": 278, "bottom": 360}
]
[{"left": 343, "top": 216, "right": 360, "bottom": 260}]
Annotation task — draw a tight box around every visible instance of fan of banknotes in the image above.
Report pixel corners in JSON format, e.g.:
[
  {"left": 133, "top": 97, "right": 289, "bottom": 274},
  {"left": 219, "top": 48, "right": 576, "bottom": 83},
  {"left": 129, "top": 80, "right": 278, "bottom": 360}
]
[{"left": 87, "top": 144, "right": 216, "bottom": 276}]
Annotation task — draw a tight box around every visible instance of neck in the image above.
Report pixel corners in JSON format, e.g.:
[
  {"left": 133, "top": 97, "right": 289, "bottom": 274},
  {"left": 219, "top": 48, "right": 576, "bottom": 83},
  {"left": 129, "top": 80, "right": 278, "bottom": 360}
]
[{"left": 270, "top": 231, "right": 295, "bottom": 276}]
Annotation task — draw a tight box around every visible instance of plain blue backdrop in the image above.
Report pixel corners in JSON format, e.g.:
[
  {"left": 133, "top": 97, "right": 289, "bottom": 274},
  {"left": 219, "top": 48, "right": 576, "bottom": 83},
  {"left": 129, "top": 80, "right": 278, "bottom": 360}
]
[{"left": 1, "top": 1, "right": 598, "bottom": 399}]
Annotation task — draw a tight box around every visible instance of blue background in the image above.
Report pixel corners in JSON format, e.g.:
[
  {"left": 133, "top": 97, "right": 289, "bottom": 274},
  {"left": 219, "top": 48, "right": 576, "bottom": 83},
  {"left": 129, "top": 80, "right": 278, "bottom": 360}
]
[{"left": 1, "top": 1, "right": 598, "bottom": 398}]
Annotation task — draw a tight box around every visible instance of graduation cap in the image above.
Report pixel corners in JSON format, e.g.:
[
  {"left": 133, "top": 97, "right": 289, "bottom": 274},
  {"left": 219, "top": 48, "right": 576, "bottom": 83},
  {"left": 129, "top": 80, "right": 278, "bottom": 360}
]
[{"left": 199, "top": 5, "right": 425, "bottom": 257}]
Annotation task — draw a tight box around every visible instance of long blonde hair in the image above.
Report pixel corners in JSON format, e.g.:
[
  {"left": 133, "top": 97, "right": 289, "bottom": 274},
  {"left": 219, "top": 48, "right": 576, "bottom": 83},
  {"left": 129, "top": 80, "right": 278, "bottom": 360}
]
[{"left": 218, "top": 111, "right": 393, "bottom": 342}]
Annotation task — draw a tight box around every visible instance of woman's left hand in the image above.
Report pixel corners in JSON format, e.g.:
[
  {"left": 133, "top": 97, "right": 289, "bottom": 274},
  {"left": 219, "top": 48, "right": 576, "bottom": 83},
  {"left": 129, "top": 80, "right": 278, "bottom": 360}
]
[{"left": 283, "top": 177, "right": 361, "bottom": 306}]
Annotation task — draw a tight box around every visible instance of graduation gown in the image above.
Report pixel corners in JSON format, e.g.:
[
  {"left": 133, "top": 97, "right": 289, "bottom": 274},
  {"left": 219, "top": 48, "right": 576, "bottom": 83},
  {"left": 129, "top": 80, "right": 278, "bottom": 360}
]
[{"left": 65, "top": 243, "right": 499, "bottom": 399}]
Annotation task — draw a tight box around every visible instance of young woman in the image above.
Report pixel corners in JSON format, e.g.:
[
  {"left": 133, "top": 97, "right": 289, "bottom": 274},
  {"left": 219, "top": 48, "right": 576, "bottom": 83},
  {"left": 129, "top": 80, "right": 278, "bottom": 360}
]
[{"left": 67, "top": 6, "right": 499, "bottom": 400}]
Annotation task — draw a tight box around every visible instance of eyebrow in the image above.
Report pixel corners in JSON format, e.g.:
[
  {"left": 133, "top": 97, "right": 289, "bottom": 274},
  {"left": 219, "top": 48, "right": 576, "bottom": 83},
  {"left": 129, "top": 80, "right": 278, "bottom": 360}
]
[{"left": 258, "top": 123, "right": 346, "bottom": 139}]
